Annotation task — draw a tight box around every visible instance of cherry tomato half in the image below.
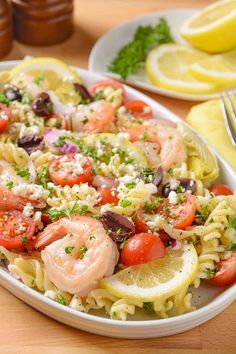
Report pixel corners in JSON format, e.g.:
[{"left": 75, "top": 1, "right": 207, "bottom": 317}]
[
  {"left": 96, "top": 188, "right": 119, "bottom": 206},
  {"left": 133, "top": 213, "right": 148, "bottom": 234},
  {"left": 157, "top": 194, "right": 196, "bottom": 229},
  {"left": 125, "top": 100, "right": 152, "bottom": 120},
  {"left": 0, "top": 103, "right": 10, "bottom": 133},
  {"left": 209, "top": 184, "right": 233, "bottom": 196},
  {"left": 88, "top": 79, "right": 126, "bottom": 103},
  {"left": 49, "top": 154, "right": 93, "bottom": 187},
  {"left": 207, "top": 252, "right": 236, "bottom": 287},
  {"left": 0, "top": 210, "right": 35, "bottom": 249},
  {"left": 121, "top": 233, "right": 166, "bottom": 266}
]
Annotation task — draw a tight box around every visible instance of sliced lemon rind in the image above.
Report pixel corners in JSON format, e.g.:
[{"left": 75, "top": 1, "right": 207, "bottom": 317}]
[
  {"left": 145, "top": 44, "right": 217, "bottom": 94},
  {"left": 9, "top": 57, "right": 81, "bottom": 81},
  {"left": 190, "top": 62, "right": 236, "bottom": 85},
  {"left": 101, "top": 243, "right": 198, "bottom": 302}
]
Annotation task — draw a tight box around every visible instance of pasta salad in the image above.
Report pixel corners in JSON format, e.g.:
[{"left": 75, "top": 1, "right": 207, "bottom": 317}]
[{"left": 0, "top": 57, "right": 235, "bottom": 321}]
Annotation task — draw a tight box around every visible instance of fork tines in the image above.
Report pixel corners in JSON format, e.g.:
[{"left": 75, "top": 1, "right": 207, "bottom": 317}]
[{"left": 221, "top": 91, "right": 236, "bottom": 148}]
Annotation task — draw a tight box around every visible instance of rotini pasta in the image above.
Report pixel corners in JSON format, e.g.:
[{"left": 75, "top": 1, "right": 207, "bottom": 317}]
[{"left": 0, "top": 57, "right": 235, "bottom": 323}]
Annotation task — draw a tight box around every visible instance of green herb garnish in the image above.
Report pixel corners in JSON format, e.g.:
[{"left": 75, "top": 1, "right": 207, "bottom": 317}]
[
  {"left": 64, "top": 246, "right": 74, "bottom": 254},
  {"left": 79, "top": 246, "right": 87, "bottom": 259},
  {"left": 56, "top": 295, "right": 66, "bottom": 305},
  {"left": 6, "top": 180, "right": 14, "bottom": 189},
  {"left": 47, "top": 203, "right": 88, "bottom": 221},
  {"left": 13, "top": 164, "right": 30, "bottom": 180},
  {"left": 143, "top": 302, "right": 155, "bottom": 313},
  {"left": 38, "top": 166, "right": 50, "bottom": 189},
  {"left": 119, "top": 199, "right": 132, "bottom": 208},
  {"left": 0, "top": 93, "right": 10, "bottom": 105},
  {"left": 228, "top": 215, "right": 236, "bottom": 229},
  {"left": 124, "top": 181, "right": 136, "bottom": 189},
  {"left": 108, "top": 18, "right": 173, "bottom": 80},
  {"left": 21, "top": 236, "right": 29, "bottom": 244},
  {"left": 33, "top": 73, "right": 45, "bottom": 86}
]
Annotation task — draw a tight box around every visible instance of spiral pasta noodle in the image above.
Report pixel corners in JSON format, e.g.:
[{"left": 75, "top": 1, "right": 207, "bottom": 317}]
[{"left": 0, "top": 142, "right": 29, "bottom": 166}]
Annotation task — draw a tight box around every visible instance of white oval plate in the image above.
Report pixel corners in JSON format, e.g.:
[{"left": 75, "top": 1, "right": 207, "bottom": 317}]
[
  {"left": 89, "top": 9, "right": 228, "bottom": 102},
  {"left": 0, "top": 61, "right": 235, "bottom": 339}
]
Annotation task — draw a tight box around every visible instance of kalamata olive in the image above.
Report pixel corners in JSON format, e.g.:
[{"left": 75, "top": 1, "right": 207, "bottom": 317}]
[
  {"left": 179, "top": 178, "right": 196, "bottom": 194},
  {"left": 4, "top": 85, "right": 22, "bottom": 102},
  {"left": 152, "top": 166, "right": 164, "bottom": 187},
  {"left": 32, "top": 92, "right": 53, "bottom": 117},
  {"left": 74, "top": 83, "right": 92, "bottom": 102},
  {"left": 161, "top": 183, "right": 171, "bottom": 198},
  {"left": 18, "top": 135, "right": 45, "bottom": 155},
  {"left": 100, "top": 211, "right": 135, "bottom": 243}
]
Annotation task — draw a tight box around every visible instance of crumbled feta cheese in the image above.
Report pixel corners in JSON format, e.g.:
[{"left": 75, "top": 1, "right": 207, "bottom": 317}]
[
  {"left": 18, "top": 223, "right": 27, "bottom": 233},
  {"left": 145, "top": 183, "right": 158, "bottom": 195},
  {"left": 118, "top": 106, "right": 126, "bottom": 115},
  {"left": 168, "top": 191, "right": 178, "bottom": 205},
  {"left": 117, "top": 132, "right": 130, "bottom": 140},
  {"left": 34, "top": 211, "right": 43, "bottom": 230},
  {"left": 13, "top": 183, "right": 49, "bottom": 208},
  {"left": 23, "top": 202, "right": 34, "bottom": 217}
]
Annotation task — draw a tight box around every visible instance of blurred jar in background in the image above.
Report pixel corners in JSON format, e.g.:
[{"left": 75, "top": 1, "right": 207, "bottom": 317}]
[
  {"left": 12, "top": 0, "right": 74, "bottom": 46},
  {"left": 0, "top": 0, "right": 12, "bottom": 57}
]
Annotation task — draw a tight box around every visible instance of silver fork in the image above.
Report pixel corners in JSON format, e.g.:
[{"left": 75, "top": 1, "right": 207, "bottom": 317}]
[{"left": 221, "top": 91, "right": 236, "bottom": 148}]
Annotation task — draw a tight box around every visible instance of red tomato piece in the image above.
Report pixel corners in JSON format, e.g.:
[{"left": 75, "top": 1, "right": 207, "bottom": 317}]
[
  {"left": 125, "top": 100, "right": 152, "bottom": 119},
  {"left": 121, "top": 233, "right": 166, "bottom": 266},
  {"left": 209, "top": 184, "right": 233, "bottom": 196},
  {"left": 157, "top": 194, "right": 196, "bottom": 229},
  {"left": 0, "top": 210, "right": 35, "bottom": 249},
  {"left": 0, "top": 103, "right": 10, "bottom": 133},
  {"left": 49, "top": 154, "right": 93, "bottom": 187},
  {"left": 133, "top": 214, "right": 148, "bottom": 233},
  {"left": 96, "top": 188, "right": 119, "bottom": 206},
  {"left": 88, "top": 79, "right": 126, "bottom": 103},
  {"left": 207, "top": 252, "right": 236, "bottom": 287}
]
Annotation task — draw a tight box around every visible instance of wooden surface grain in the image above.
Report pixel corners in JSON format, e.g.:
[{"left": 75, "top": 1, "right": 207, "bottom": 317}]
[{"left": 1, "top": 0, "right": 236, "bottom": 353}]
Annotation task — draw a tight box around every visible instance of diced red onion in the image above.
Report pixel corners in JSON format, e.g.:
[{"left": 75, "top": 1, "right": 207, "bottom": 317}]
[
  {"left": 28, "top": 160, "right": 36, "bottom": 183},
  {"left": 170, "top": 239, "right": 182, "bottom": 250},
  {"left": 92, "top": 175, "right": 119, "bottom": 189},
  {"left": 44, "top": 128, "right": 78, "bottom": 154}
]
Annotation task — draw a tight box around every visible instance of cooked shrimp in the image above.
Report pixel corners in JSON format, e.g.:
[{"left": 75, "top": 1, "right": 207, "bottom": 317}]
[
  {"left": 35, "top": 216, "right": 119, "bottom": 296},
  {"left": 126, "top": 121, "right": 186, "bottom": 170},
  {"left": 0, "top": 188, "right": 29, "bottom": 211},
  {"left": 71, "top": 100, "right": 115, "bottom": 134}
]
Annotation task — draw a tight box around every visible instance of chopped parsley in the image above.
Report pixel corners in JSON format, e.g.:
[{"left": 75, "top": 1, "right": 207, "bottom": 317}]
[
  {"left": 6, "top": 180, "right": 14, "bottom": 189},
  {"left": 120, "top": 237, "right": 128, "bottom": 249},
  {"left": 124, "top": 181, "right": 136, "bottom": 189},
  {"left": 13, "top": 164, "right": 30, "bottom": 180},
  {"left": 82, "top": 116, "right": 89, "bottom": 125},
  {"left": 198, "top": 205, "right": 209, "bottom": 222},
  {"left": 47, "top": 203, "right": 88, "bottom": 221},
  {"left": 167, "top": 168, "right": 173, "bottom": 174},
  {"left": 79, "top": 246, "right": 87, "bottom": 259},
  {"left": 111, "top": 311, "right": 117, "bottom": 320},
  {"left": 33, "top": 73, "right": 45, "bottom": 86},
  {"left": 228, "top": 215, "right": 236, "bottom": 229},
  {"left": 176, "top": 185, "right": 184, "bottom": 193},
  {"left": 64, "top": 246, "right": 74, "bottom": 254},
  {"left": 205, "top": 269, "right": 215, "bottom": 279},
  {"left": 140, "top": 167, "right": 157, "bottom": 183},
  {"left": 38, "top": 166, "right": 50, "bottom": 189},
  {"left": 143, "top": 198, "right": 163, "bottom": 213},
  {"left": 56, "top": 295, "right": 66, "bottom": 305},
  {"left": 176, "top": 194, "right": 187, "bottom": 203},
  {"left": 0, "top": 93, "right": 10, "bottom": 105},
  {"left": 21, "top": 236, "right": 29, "bottom": 244},
  {"left": 21, "top": 93, "right": 33, "bottom": 105},
  {"left": 143, "top": 302, "right": 155, "bottom": 313},
  {"left": 119, "top": 199, "right": 132, "bottom": 208}
]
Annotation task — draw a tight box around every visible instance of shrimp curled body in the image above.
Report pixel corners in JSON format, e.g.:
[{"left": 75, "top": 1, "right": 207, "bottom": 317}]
[{"left": 36, "top": 217, "right": 119, "bottom": 297}]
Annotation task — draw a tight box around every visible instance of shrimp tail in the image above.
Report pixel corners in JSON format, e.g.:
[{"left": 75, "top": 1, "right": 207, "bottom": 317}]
[{"left": 0, "top": 188, "right": 28, "bottom": 211}]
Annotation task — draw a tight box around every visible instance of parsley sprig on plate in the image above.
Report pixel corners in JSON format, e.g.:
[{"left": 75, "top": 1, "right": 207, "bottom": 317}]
[{"left": 108, "top": 18, "right": 173, "bottom": 80}]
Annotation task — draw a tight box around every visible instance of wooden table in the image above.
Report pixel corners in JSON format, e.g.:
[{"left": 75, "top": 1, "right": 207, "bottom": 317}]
[{"left": 1, "top": 0, "right": 235, "bottom": 353}]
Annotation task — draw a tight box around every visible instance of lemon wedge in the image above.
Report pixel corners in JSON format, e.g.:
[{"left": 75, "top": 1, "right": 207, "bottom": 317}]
[
  {"left": 10, "top": 57, "right": 81, "bottom": 84},
  {"left": 181, "top": 0, "right": 236, "bottom": 53},
  {"left": 145, "top": 44, "right": 217, "bottom": 94},
  {"left": 9, "top": 57, "right": 81, "bottom": 104},
  {"left": 190, "top": 49, "right": 236, "bottom": 85},
  {"left": 101, "top": 243, "right": 198, "bottom": 302}
]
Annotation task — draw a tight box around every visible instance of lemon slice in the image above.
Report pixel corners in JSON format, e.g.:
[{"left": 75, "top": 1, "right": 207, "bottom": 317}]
[
  {"left": 9, "top": 57, "right": 81, "bottom": 103},
  {"left": 181, "top": 0, "right": 236, "bottom": 53},
  {"left": 145, "top": 44, "right": 217, "bottom": 94},
  {"left": 190, "top": 49, "right": 236, "bottom": 85},
  {"left": 101, "top": 243, "right": 198, "bottom": 302}
]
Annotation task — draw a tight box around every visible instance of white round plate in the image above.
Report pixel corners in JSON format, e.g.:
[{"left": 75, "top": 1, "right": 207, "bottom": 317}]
[
  {"left": 0, "top": 61, "right": 235, "bottom": 338},
  {"left": 89, "top": 9, "right": 228, "bottom": 102}
]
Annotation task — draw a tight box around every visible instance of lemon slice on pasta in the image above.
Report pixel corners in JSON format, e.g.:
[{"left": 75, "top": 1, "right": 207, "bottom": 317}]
[{"left": 101, "top": 243, "right": 198, "bottom": 302}]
